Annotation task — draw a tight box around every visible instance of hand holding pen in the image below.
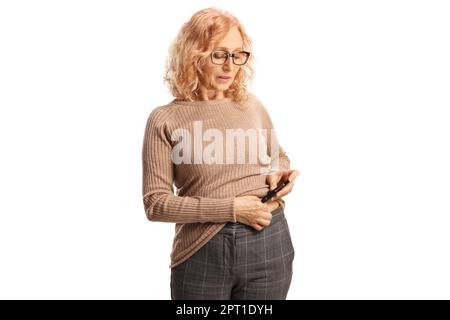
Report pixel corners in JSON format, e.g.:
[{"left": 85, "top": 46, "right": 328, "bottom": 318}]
[{"left": 264, "top": 169, "right": 300, "bottom": 202}]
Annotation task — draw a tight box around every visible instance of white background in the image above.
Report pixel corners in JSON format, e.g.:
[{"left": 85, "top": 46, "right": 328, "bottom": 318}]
[{"left": 0, "top": 0, "right": 449, "bottom": 299}]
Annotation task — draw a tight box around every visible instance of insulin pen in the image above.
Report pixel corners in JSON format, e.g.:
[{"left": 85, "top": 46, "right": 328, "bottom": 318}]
[{"left": 261, "top": 180, "right": 290, "bottom": 203}]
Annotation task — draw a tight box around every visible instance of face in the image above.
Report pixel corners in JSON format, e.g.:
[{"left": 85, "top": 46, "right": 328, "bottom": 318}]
[{"left": 198, "top": 26, "right": 244, "bottom": 100}]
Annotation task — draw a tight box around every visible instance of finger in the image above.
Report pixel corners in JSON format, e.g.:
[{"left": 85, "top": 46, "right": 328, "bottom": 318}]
[
  {"left": 270, "top": 182, "right": 294, "bottom": 200},
  {"left": 288, "top": 170, "right": 300, "bottom": 182},
  {"left": 269, "top": 192, "right": 283, "bottom": 201},
  {"left": 266, "top": 175, "right": 273, "bottom": 190},
  {"left": 256, "top": 218, "right": 268, "bottom": 227},
  {"left": 276, "top": 182, "right": 294, "bottom": 198},
  {"left": 259, "top": 202, "right": 269, "bottom": 208},
  {"left": 267, "top": 173, "right": 281, "bottom": 190},
  {"left": 280, "top": 170, "right": 291, "bottom": 183},
  {"left": 260, "top": 219, "right": 271, "bottom": 227},
  {"left": 279, "top": 169, "right": 299, "bottom": 183},
  {"left": 252, "top": 224, "right": 264, "bottom": 231},
  {"left": 258, "top": 214, "right": 272, "bottom": 225}
]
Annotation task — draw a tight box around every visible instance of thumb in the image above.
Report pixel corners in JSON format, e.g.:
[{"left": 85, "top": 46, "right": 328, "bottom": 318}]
[{"left": 268, "top": 174, "right": 280, "bottom": 190}]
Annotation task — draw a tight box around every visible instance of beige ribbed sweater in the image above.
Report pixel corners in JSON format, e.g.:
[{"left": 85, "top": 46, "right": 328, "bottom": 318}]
[{"left": 141, "top": 92, "right": 290, "bottom": 268}]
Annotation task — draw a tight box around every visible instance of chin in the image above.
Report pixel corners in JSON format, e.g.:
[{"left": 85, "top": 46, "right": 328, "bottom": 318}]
[
  {"left": 213, "top": 84, "right": 230, "bottom": 90},
  {"left": 217, "top": 80, "right": 233, "bottom": 86}
]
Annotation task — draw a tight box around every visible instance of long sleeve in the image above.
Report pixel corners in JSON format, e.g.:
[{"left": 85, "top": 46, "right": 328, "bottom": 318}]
[
  {"left": 255, "top": 97, "right": 291, "bottom": 172},
  {"left": 141, "top": 107, "right": 236, "bottom": 223}
]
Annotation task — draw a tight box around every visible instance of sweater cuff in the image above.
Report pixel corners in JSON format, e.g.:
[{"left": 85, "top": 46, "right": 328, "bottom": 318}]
[{"left": 209, "top": 196, "right": 236, "bottom": 223}]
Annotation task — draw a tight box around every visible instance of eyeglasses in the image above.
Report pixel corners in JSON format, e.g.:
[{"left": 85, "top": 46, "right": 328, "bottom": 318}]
[{"left": 210, "top": 50, "right": 251, "bottom": 65}]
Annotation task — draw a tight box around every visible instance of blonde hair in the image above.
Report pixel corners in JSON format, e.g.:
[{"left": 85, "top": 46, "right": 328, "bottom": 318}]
[{"left": 163, "top": 7, "right": 255, "bottom": 105}]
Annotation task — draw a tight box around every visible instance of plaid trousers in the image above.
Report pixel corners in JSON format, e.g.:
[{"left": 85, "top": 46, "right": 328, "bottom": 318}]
[{"left": 170, "top": 205, "right": 295, "bottom": 300}]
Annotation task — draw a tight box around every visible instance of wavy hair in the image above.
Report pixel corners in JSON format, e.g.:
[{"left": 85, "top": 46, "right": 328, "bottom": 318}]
[{"left": 163, "top": 7, "right": 255, "bottom": 106}]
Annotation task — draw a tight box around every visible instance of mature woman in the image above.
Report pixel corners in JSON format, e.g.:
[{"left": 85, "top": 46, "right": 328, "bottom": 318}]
[{"left": 142, "top": 7, "right": 299, "bottom": 300}]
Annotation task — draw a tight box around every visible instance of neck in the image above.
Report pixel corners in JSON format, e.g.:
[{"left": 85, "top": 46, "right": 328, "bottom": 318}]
[{"left": 198, "top": 86, "right": 225, "bottom": 101}]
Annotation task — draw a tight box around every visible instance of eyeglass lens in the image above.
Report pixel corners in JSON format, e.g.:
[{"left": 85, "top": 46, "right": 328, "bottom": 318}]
[{"left": 211, "top": 51, "right": 249, "bottom": 65}]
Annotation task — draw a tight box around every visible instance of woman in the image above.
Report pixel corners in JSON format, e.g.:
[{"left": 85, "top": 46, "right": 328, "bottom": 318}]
[{"left": 142, "top": 7, "right": 300, "bottom": 300}]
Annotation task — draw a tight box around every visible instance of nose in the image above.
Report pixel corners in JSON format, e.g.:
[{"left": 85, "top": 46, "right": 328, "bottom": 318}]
[{"left": 222, "top": 57, "right": 233, "bottom": 71}]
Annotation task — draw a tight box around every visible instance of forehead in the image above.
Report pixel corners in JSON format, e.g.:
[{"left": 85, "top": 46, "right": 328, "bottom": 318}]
[{"left": 215, "top": 26, "right": 243, "bottom": 50}]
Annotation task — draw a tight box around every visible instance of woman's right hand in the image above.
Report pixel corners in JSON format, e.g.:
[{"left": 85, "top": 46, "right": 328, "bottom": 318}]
[{"left": 233, "top": 195, "right": 272, "bottom": 231}]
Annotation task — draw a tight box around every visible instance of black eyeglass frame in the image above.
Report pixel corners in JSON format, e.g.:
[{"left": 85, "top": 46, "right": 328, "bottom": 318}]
[{"left": 210, "top": 50, "right": 251, "bottom": 65}]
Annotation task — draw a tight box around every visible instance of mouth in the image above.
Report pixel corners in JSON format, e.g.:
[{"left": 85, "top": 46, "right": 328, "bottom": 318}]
[{"left": 217, "top": 75, "right": 232, "bottom": 82}]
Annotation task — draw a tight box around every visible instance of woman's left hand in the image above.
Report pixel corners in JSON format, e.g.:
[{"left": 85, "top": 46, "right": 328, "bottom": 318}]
[{"left": 265, "top": 169, "right": 300, "bottom": 202}]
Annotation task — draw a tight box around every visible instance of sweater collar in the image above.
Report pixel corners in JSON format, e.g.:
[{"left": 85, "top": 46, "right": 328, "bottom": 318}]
[{"left": 171, "top": 97, "right": 233, "bottom": 107}]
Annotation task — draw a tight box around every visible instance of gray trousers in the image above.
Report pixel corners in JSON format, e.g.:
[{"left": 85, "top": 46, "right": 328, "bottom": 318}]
[{"left": 170, "top": 205, "right": 295, "bottom": 300}]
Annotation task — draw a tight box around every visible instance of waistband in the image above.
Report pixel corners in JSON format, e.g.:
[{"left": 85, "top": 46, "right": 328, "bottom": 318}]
[{"left": 221, "top": 205, "right": 285, "bottom": 232}]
